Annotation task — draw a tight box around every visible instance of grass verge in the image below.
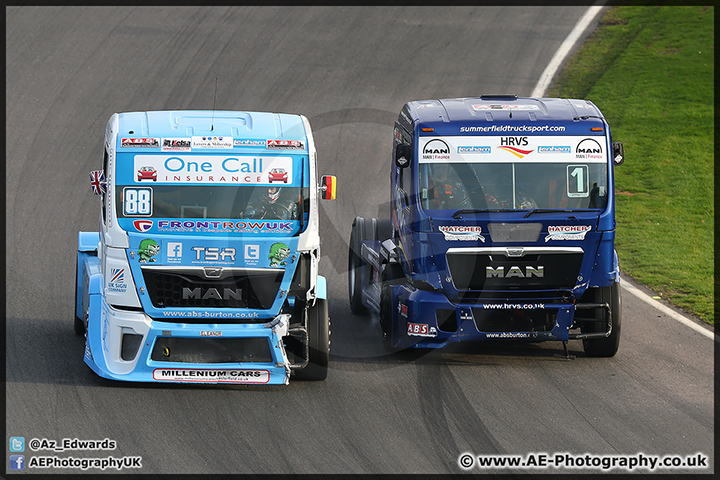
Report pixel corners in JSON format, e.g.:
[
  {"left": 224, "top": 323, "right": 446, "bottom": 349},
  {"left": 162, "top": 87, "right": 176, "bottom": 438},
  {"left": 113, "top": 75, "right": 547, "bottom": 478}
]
[{"left": 548, "top": 5, "right": 714, "bottom": 323}]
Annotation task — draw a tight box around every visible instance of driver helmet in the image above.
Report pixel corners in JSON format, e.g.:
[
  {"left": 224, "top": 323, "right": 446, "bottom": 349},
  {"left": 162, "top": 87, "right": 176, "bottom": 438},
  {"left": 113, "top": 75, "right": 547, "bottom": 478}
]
[{"left": 267, "top": 186, "right": 281, "bottom": 204}]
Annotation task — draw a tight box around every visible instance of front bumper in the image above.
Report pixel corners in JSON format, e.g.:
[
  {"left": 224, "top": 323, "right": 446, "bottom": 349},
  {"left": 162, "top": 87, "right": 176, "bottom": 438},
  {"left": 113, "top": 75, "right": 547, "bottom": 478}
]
[
  {"left": 389, "top": 286, "right": 610, "bottom": 349},
  {"left": 84, "top": 301, "right": 292, "bottom": 385}
]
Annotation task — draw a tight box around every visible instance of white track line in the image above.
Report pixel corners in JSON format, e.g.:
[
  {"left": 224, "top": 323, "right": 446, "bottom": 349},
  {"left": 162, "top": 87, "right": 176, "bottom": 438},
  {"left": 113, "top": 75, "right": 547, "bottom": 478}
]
[
  {"left": 533, "top": 4, "right": 715, "bottom": 340},
  {"left": 531, "top": 3, "right": 605, "bottom": 98},
  {"left": 621, "top": 279, "right": 715, "bottom": 341}
]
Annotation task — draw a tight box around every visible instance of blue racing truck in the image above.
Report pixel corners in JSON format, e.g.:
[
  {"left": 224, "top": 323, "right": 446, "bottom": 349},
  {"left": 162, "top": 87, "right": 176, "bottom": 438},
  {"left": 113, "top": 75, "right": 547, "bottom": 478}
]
[
  {"left": 349, "top": 96, "right": 624, "bottom": 357},
  {"left": 76, "top": 110, "right": 336, "bottom": 385}
]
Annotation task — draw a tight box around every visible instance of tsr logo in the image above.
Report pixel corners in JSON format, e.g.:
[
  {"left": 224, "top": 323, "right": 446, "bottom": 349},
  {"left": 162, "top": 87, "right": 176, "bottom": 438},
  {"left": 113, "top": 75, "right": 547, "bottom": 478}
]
[{"left": 191, "top": 247, "right": 236, "bottom": 261}]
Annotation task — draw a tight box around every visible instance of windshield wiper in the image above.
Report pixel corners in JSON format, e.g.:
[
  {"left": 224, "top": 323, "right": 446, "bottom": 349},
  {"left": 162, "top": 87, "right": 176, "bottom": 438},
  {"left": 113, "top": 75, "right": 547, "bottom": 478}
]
[
  {"left": 452, "top": 209, "right": 514, "bottom": 219},
  {"left": 523, "top": 208, "right": 597, "bottom": 218}
]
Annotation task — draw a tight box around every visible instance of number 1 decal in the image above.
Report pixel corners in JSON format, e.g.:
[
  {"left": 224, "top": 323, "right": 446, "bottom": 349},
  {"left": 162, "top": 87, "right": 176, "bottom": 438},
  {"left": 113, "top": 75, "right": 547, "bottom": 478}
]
[
  {"left": 123, "top": 187, "right": 153, "bottom": 216},
  {"left": 567, "top": 165, "right": 589, "bottom": 198}
]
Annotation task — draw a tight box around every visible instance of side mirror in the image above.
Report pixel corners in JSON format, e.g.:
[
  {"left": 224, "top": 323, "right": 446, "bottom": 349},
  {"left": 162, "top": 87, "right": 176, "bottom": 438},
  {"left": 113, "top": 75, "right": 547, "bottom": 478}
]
[
  {"left": 612, "top": 141, "right": 624, "bottom": 166},
  {"left": 320, "top": 175, "right": 336, "bottom": 200},
  {"left": 395, "top": 144, "right": 411, "bottom": 168},
  {"left": 89, "top": 170, "right": 106, "bottom": 195}
]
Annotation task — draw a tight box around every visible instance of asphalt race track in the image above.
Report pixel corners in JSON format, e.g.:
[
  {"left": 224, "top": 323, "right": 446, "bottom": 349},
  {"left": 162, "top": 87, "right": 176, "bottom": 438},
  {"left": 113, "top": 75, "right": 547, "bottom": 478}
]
[{"left": 5, "top": 6, "right": 714, "bottom": 475}]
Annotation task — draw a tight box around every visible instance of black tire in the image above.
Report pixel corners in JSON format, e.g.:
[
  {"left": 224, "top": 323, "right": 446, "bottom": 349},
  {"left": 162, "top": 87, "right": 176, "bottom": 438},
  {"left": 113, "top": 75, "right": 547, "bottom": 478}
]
[
  {"left": 74, "top": 262, "right": 85, "bottom": 336},
  {"left": 294, "top": 298, "right": 330, "bottom": 381},
  {"left": 348, "top": 217, "right": 370, "bottom": 315},
  {"left": 379, "top": 280, "right": 395, "bottom": 351},
  {"left": 373, "top": 218, "right": 392, "bottom": 245},
  {"left": 582, "top": 282, "right": 622, "bottom": 357}
]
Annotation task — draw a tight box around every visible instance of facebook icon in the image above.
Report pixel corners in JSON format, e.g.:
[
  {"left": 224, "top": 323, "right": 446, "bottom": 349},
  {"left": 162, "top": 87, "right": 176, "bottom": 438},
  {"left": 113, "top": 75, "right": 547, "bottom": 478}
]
[
  {"left": 10, "top": 454, "right": 25, "bottom": 470},
  {"left": 167, "top": 242, "right": 182, "bottom": 261}
]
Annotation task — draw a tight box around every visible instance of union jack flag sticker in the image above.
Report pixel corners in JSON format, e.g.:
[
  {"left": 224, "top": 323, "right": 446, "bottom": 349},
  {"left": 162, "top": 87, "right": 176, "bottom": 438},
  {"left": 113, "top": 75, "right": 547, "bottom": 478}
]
[
  {"left": 90, "top": 170, "right": 106, "bottom": 195},
  {"left": 110, "top": 268, "right": 125, "bottom": 283}
]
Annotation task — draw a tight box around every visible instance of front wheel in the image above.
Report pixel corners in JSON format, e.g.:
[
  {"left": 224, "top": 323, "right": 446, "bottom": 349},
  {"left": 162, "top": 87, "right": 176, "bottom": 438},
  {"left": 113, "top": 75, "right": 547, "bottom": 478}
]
[
  {"left": 582, "top": 282, "right": 622, "bottom": 357},
  {"left": 348, "top": 217, "right": 370, "bottom": 315},
  {"left": 379, "top": 280, "right": 395, "bottom": 351},
  {"left": 294, "top": 299, "right": 330, "bottom": 381}
]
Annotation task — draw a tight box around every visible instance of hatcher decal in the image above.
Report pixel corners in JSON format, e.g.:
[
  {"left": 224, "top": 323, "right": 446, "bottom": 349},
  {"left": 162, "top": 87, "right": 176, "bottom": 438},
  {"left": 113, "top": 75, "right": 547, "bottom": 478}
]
[
  {"left": 132, "top": 155, "right": 293, "bottom": 184},
  {"left": 545, "top": 225, "right": 592, "bottom": 242},
  {"left": 439, "top": 226, "right": 485, "bottom": 242}
]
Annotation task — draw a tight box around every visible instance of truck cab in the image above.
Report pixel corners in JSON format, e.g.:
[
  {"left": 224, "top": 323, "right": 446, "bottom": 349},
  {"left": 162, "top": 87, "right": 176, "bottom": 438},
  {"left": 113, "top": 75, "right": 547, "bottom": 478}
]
[
  {"left": 76, "top": 110, "right": 336, "bottom": 384},
  {"left": 349, "top": 96, "right": 623, "bottom": 357}
]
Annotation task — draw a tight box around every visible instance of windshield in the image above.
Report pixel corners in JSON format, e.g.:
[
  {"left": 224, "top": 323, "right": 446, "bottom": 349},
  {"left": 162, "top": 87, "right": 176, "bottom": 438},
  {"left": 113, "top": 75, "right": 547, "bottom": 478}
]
[
  {"left": 114, "top": 152, "right": 307, "bottom": 234},
  {"left": 418, "top": 136, "right": 608, "bottom": 212},
  {"left": 116, "top": 185, "right": 303, "bottom": 220}
]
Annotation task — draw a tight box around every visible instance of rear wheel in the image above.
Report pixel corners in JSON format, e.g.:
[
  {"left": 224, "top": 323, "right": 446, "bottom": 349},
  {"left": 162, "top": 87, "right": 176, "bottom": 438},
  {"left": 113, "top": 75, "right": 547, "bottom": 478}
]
[
  {"left": 74, "top": 261, "right": 85, "bottom": 336},
  {"left": 581, "top": 282, "right": 622, "bottom": 357},
  {"left": 294, "top": 298, "right": 330, "bottom": 381}
]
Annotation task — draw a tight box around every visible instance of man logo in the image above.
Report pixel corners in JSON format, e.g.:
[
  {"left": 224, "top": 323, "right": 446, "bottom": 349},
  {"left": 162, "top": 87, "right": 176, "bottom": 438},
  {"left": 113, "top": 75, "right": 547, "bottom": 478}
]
[
  {"left": 182, "top": 287, "right": 242, "bottom": 300},
  {"left": 576, "top": 138, "right": 603, "bottom": 154},
  {"left": 486, "top": 266, "right": 544, "bottom": 278},
  {"left": 423, "top": 139, "right": 450, "bottom": 155}
]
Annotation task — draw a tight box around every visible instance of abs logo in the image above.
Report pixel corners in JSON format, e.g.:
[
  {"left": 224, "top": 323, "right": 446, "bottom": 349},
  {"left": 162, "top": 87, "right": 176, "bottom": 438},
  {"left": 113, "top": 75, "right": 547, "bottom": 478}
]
[{"left": 133, "top": 220, "right": 153, "bottom": 232}]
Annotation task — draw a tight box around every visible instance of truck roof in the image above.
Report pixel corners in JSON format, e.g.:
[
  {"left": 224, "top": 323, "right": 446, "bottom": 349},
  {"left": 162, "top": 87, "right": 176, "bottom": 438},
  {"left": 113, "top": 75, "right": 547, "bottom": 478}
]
[
  {"left": 401, "top": 96, "right": 608, "bottom": 136},
  {"left": 114, "top": 110, "right": 308, "bottom": 151}
]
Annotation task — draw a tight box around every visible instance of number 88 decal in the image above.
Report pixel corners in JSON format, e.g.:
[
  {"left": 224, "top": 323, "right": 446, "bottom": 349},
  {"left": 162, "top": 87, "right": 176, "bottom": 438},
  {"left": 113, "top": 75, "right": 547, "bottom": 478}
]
[{"left": 123, "top": 187, "right": 153, "bottom": 215}]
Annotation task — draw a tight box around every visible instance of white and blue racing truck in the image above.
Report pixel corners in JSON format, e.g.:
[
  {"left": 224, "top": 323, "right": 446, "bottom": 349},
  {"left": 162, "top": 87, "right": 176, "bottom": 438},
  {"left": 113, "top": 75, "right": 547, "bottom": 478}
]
[{"left": 76, "top": 110, "right": 336, "bottom": 385}]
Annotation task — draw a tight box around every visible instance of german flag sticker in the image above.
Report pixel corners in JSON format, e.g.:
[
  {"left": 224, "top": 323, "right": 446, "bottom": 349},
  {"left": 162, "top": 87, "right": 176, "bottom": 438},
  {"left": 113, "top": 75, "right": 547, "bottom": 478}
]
[{"left": 321, "top": 175, "right": 337, "bottom": 200}]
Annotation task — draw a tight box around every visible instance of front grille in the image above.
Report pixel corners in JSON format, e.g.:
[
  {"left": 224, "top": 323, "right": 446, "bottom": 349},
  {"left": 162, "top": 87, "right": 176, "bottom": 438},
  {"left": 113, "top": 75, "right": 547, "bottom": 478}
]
[
  {"left": 446, "top": 247, "right": 583, "bottom": 291},
  {"left": 151, "top": 336, "right": 273, "bottom": 363},
  {"left": 141, "top": 266, "right": 283, "bottom": 309}
]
